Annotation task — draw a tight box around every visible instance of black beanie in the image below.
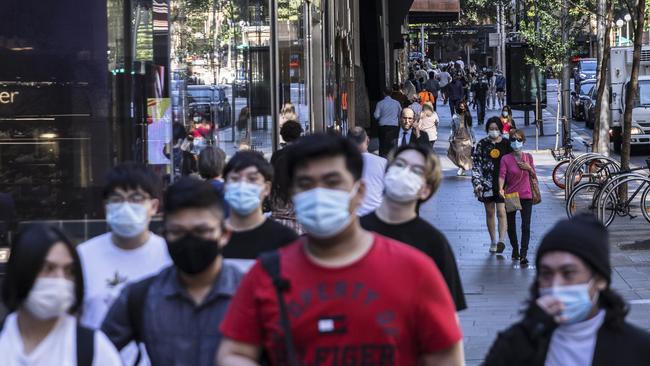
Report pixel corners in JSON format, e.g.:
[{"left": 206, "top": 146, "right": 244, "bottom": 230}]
[{"left": 536, "top": 214, "right": 611, "bottom": 283}]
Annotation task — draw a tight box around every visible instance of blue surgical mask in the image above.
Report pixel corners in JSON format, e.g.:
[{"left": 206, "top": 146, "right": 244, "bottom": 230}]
[
  {"left": 292, "top": 184, "right": 358, "bottom": 238},
  {"left": 511, "top": 141, "right": 523, "bottom": 151},
  {"left": 106, "top": 202, "right": 150, "bottom": 238},
  {"left": 225, "top": 182, "right": 263, "bottom": 216},
  {"left": 539, "top": 280, "right": 598, "bottom": 325}
]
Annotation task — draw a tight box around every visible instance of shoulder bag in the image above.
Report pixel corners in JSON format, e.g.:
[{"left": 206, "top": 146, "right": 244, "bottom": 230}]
[{"left": 526, "top": 153, "right": 542, "bottom": 205}]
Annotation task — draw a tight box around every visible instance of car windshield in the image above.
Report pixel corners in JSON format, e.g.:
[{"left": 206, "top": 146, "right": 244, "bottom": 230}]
[
  {"left": 187, "top": 88, "right": 213, "bottom": 103},
  {"left": 581, "top": 82, "right": 595, "bottom": 95},
  {"left": 636, "top": 81, "right": 650, "bottom": 106},
  {"left": 581, "top": 61, "right": 597, "bottom": 72}
]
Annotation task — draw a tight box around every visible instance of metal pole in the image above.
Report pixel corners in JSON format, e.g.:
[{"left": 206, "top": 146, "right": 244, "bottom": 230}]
[
  {"left": 420, "top": 24, "right": 425, "bottom": 62},
  {"left": 496, "top": 3, "right": 501, "bottom": 70},
  {"left": 561, "top": 0, "right": 571, "bottom": 144}
]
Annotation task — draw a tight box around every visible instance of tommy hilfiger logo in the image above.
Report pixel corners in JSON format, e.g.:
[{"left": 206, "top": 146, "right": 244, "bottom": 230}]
[{"left": 318, "top": 316, "right": 347, "bottom": 334}]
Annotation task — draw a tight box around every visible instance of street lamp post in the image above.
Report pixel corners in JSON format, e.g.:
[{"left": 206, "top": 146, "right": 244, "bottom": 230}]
[
  {"left": 624, "top": 14, "right": 632, "bottom": 43},
  {"left": 616, "top": 19, "right": 624, "bottom": 46}
]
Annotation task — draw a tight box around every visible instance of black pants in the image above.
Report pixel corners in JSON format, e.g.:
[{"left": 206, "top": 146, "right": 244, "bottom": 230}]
[
  {"left": 378, "top": 125, "right": 399, "bottom": 157},
  {"left": 507, "top": 199, "right": 533, "bottom": 255},
  {"left": 477, "top": 97, "right": 486, "bottom": 124},
  {"left": 449, "top": 99, "right": 459, "bottom": 118}
]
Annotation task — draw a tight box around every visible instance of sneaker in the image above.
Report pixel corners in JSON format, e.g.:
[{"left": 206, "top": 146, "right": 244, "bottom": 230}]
[
  {"left": 512, "top": 247, "right": 520, "bottom": 261},
  {"left": 520, "top": 257, "right": 529, "bottom": 266},
  {"left": 496, "top": 242, "right": 506, "bottom": 253},
  {"left": 457, "top": 168, "right": 465, "bottom": 176},
  {"left": 489, "top": 243, "right": 498, "bottom": 253}
]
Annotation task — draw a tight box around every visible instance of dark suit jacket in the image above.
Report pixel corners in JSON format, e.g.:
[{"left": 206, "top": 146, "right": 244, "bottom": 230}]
[{"left": 395, "top": 129, "right": 431, "bottom": 149}]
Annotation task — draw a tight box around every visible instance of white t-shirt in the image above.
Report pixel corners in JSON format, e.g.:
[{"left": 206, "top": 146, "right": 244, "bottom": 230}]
[
  {"left": 545, "top": 310, "right": 606, "bottom": 366},
  {"left": 358, "top": 152, "right": 387, "bottom": 216},
  {"left": 438, "top": 72, "right": 451, "bottom": 87},
  {"left": 77, "top": 232, "right": 171, "bottom": 329},
  {"left": 0, "top": 313, "right": 122, "bottom": 366}
]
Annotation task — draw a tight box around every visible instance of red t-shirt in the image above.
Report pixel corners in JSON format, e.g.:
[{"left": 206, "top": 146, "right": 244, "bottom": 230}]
[{"left": 220, "top": 234, "right": 462, "bottom": 365}]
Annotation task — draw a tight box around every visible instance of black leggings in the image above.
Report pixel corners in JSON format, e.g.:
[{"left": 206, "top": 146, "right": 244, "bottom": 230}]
[{"left": 507, "top": 199, "right": 533, "bottom": 254}]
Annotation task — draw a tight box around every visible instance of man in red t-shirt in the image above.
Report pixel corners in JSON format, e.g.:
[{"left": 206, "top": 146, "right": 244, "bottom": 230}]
[{"left": 217, "top": 134, "right": 464, "bottom": 366}]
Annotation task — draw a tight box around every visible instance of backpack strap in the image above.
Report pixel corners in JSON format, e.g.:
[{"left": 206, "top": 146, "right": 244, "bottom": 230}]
[
  {"left": 76, "top": 324, "right": 95, "bottom": 366},
  {"left": 127, "top": 276, "right": 156, "bottom": 366},
  {"left": 259, "top": 251, "right": 299, "bottom": 366}
]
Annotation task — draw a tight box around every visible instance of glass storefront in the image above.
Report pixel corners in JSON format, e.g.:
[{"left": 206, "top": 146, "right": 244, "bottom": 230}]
[{"left": 0, "top": 0, "right": 356, "bottom": 242}]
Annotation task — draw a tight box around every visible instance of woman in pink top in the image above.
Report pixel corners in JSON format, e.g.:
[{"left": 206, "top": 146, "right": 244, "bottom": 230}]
[{"left": 498, "top": 129, "right": 537, "bottom": 265}]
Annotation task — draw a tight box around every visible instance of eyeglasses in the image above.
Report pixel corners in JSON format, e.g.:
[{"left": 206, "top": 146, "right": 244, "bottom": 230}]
[
  {"left": 512, "top": 138, "right": 524, "bottom": 143},
  {"left": 106, "top": 193, "right": 151, "bottom": 204}
]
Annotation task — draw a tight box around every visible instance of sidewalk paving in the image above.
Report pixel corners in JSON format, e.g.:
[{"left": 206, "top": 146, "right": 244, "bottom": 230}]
[{"left": 417, "top": 102, "right": 650, "bottom": 365}]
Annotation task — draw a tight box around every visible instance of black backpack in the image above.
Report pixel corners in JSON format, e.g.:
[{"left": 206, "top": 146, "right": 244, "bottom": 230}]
[{"left": 125, "top": 276, "right": 157, "bottom": 366}]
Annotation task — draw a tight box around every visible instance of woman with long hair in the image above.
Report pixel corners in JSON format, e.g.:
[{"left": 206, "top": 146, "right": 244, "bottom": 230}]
[
  {"left": 0, "top": 224, "right": 121, "bottom": 365},
  {"left": 500, "top": 105, "right": 516, "bottom": 138},
  {"left": 472, "top": 117, "right": 512, "bottom": 254},
  {"left": 418, "top": 101, "right": 439, "bottom": 148},
  {"left": 448, "top": 99, "right": 474, "bottom": 176}
]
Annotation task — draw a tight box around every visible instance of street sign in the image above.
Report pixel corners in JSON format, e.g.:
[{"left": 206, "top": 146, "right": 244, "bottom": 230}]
[{"left": 489, "top": 33, "right": 501, "bottom": 48}]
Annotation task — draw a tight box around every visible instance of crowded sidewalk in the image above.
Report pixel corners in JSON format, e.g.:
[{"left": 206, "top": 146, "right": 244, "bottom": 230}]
[{"left": 414, "top": 100, "right": 650, "bottom": 364}]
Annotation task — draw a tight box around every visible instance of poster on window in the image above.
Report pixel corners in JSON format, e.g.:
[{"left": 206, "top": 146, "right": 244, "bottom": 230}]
[{"left": 147, "top": 98, "right": 172, "bottom": 165}]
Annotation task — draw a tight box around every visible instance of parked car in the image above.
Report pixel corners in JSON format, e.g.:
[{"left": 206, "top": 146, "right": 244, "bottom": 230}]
[
  {"left": 186, "top": 85, "right": 232, "bottom": 128},
  {"left": 573, "top": 58, "right": 597, "bottom": 93},
  {"left": 584, "top": 85, "right": 598, "bottom": 129},
  {"left": 571, "top": 79, "right": 596, "bottom": 121}
]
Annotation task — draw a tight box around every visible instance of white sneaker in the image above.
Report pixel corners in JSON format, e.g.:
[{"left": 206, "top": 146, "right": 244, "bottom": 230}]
[
  {"left": 457, "top": 168, "right": 465, "bottom": 176},
  {"left": 489, "top": 243, "right": 498, "bottom": 253}
]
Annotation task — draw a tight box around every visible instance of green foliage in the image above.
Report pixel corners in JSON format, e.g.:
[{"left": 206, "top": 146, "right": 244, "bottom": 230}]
[
  {"left": 517, "top": 0, "right": 592, "bottom": 77},
  {"left": 458, "top": 0, "right": 510, "bottom": 25}
]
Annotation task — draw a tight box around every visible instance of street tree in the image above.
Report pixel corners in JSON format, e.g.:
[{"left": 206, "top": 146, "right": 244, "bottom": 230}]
[
  {"left": 620, "top": 0, "right": 646, "bottom": 173},
  {"left": 593, "top": 0, "right": 613, "bottom": 154}
]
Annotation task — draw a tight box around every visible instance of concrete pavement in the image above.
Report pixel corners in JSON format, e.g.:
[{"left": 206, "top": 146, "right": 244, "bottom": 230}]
[{"left": 418, "top": 100, "right": 650, "bottom": 365}]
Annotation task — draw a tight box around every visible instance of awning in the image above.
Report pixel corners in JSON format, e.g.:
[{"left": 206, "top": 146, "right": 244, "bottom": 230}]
[{"left": 409, "top": 0, "right": 460, "bottom": 23}]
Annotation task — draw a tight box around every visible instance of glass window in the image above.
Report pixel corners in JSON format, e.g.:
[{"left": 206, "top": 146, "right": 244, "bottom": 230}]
[{"left": 581, "top": 61, "right": 597, "bottom": 72}]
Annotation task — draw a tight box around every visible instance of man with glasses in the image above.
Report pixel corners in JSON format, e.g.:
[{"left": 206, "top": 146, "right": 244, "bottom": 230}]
[
  {"left": 102, "top": 177, "right": 243, "bottom": 366},
  {"left": 77, "top": 163, "right": 171, "bottom": 363},
  {"left": 361, "top": 144, "right": 466, "bottom": 311},
  {"left": 217, "top": 134, "right": 464, "bottom": 365},
  {"left": 78, "top": 163, "right": 171, "bottom": 328},
  {"left": 396, "top": 107, "right": 431, "bottom": 149}
]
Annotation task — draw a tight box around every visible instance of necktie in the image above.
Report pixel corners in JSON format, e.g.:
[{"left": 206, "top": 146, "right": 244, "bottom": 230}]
[{"left": 401, "top": 131, "right": 408, "bottom": 146}]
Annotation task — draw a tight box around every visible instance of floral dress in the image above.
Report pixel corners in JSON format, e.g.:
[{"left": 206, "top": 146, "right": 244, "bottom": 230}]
[{"left": 471, "top": 137, "right": 512, "bottom": 201}]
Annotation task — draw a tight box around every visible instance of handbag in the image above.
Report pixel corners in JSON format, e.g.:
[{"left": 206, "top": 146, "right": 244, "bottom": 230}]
[
  {"left": 525, "top": 154, "right": 542, "bottom": 205},
  {"left": 504, "top": 192, "right": 522, "bottom": 213}
]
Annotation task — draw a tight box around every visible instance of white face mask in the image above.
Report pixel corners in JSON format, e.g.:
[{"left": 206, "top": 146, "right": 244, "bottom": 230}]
[
  {"left": 488, "top": 130, "right": 501, "bottom": 139},
  {"left": 502, "top": 111, "right": 509, "bottom": 117},
  {"left": 293, "top": 184, "right": 358, "bottom": 239},
  {"left": 384, "top": 166, "right": 424, "bottom": 203},
  {"left": 24, "top": 278, "right": 75, "bottom": 320},
  {"left": 106, "top": 202, "right": 150, "bottom": 238}
]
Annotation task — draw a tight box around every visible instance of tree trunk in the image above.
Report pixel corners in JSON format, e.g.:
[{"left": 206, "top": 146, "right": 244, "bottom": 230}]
[
  {"left": 621, "top": 0, "right": 645, "bottom": 172},
  {"left": 593, "top": 0, "right": 613, "bottom": 154}
]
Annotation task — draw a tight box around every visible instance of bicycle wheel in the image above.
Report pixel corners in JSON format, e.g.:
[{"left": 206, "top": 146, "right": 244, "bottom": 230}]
[
  {"left": 566, "top": 182, "right": 603, "bottom": 218},
  {"left": 600, "top": 188, "right": 620, "bottom": 227},
  {"left": 642, "top": 184, "right": 650, "bottom": 224},
  {"left": 600, "top": 178, "right": 648, "bottom": 227},
  {"left": 553, "top": 160, "right": 582, "bottom": 189}
]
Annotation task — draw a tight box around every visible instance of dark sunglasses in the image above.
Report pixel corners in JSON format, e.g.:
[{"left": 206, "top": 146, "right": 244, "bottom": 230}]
[{"left": 512, "top": 138, "right": 524, "bottom": 143}]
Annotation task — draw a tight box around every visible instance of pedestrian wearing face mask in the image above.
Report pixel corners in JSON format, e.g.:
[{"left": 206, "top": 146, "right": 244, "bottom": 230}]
[
  {"left": 221, "top": 151, "right": 298, "bottom": 261},
  {"left": 472, "top": 117, "right": 512, "bottom": 254},
  {"left": 498, "top": 129, "right": 536, "bottom": 265},
  {"left": 102, "top": 178, "right": 243, "bottom": 366},
  {"left": 484, "top": 215, "right": 650, "bottom": 366},
  {"left": 0, "top": 224, "right": 122, "bottom": 366},
  {"left": 448, "top": 100, "right": 474, "bottom": 176},
  {"left": 499, "top": 105, "right": 516, "bottom": 139},
  {"left": 77, "top": 163, "right": 171, "bottom": 332},
  {"left": 218, "top": 134, "right": 465, "bottom": 366},
  {"left": 361, "top": 144, "right": 466, "bottom": 311}
]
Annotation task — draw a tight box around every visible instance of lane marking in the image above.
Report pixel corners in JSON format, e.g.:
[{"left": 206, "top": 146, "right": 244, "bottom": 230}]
[{"left": 630, "top": 299, "right": 650, "bottom": 305}]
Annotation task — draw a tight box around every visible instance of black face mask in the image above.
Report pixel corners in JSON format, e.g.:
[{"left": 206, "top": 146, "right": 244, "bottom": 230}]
[{"left": 166, "top": 233, "right": 221, "bottom": 275}]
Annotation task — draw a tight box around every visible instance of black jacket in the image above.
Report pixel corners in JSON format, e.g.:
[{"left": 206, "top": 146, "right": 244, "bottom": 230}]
[
  {"left": 395, "top": 129, "right": 430, "bottom": 148},
  {"left": 483, "top": 304, "right": 650, "bottom": 366}
]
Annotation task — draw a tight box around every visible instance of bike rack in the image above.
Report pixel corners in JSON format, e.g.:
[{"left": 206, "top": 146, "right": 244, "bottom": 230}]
[
  {"left": 564, "top": 154, "right": 620, "bottom": 201},
  {"left": 597, "top": 174, "right": 650, "bottom": 225}
]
